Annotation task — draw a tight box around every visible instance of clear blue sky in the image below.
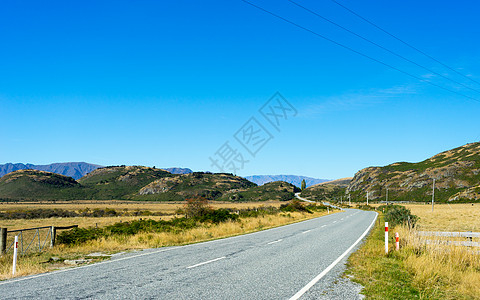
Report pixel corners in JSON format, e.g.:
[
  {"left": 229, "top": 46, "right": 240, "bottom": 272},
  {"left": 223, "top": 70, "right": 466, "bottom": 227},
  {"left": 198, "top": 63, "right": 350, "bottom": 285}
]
[{"left": 1, "top": 0, "right": 479, "bottom": 179}]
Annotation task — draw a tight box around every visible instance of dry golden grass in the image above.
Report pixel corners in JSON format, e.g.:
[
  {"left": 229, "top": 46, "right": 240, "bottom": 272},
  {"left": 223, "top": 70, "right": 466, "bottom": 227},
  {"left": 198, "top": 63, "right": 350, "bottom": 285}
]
[
  {"left": 0, "top": 215, "right": 174, "bottom": 231},
  {"left": 402, "top": 203, "right": 480, "bottom": 232},
  {"left": 395, "top": 225, "right": 480, "bottom": 299},
  {"left": 0, "top": 201, "right": 285, "bottom": 231},
  {"left": 0, "top": 200, "right": 283, "bottom": 213},
  {"left": 0, "top": 208, "right": 333, "bottom": 280}
]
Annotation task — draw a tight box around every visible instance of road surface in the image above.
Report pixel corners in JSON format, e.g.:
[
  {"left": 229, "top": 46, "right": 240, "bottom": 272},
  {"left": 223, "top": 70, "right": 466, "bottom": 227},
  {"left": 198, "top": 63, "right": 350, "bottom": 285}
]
[{"left": 1, "top": 209, "right": 377, "bottom": 299}]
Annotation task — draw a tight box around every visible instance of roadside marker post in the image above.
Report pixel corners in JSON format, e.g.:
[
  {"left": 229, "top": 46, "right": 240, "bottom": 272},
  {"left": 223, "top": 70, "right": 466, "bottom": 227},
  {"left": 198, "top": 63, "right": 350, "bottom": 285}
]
[
  {"left": 12, "top": 235, "right": 18, "bottom": 275},
  {"left": 395, "top": 232, "right": 399, "bottom": 251},
  {"left": 385, "top": 222, "right": 389, "bottom": 254}
]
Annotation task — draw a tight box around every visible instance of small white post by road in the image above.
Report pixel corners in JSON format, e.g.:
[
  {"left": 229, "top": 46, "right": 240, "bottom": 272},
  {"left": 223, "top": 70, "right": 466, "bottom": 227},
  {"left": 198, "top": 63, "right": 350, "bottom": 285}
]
[
  {"left": 385, "top": 222, "right": 389, "bottom": 254},
  {"left": 395, "top": 232, "right": 399, "bottom": 251},
  {"left": 12, "top": 235, "right": 18, "bottom": 275}
]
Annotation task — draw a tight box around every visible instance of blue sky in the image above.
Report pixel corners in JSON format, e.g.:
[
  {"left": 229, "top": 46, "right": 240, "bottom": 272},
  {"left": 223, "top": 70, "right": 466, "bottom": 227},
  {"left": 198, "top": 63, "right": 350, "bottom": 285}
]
[{"left": 1, "top": 0, "right": 479, "bottom": 179}]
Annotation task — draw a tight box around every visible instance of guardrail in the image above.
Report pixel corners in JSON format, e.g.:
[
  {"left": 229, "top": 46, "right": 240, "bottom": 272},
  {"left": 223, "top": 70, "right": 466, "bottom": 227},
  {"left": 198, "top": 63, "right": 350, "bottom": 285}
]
[
  {"left": 0, "top": 225, "right": 78, "bottom": 256},
  {"left": 417, "top": 231, "right": 480, "bottom": 247}
]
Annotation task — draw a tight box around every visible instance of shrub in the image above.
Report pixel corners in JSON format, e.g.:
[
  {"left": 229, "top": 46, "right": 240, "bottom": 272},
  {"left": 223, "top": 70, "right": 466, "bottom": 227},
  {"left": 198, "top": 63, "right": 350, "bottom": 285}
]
[
  {"left": 379, "top": 205, "right": 418, "bottom": 228},
  {"left": 280, "top": 200, "right": 313, "bottom": 213},
  {"left": 56, "top": 227, "right": 104, "bottom": 245},
  {"left": 184, "top": 197, "right": 212, "bottom": 218}
]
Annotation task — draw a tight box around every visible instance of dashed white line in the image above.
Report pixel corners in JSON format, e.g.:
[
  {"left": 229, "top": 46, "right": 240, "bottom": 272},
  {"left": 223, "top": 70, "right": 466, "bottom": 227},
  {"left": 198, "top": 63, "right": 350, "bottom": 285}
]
[
  {"left": 186, "top": 257, "right": 226, "bottom": 269},
  {"left": 267, "top": 239, "right": 283, "bottom": 245}
]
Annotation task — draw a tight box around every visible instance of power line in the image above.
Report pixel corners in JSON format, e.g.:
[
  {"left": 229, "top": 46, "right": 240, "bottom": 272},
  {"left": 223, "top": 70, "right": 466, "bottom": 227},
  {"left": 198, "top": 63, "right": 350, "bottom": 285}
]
[
  {"left": 240, "top": 0, "right": 480, "bottom": 103},
  {"left": 329, "top": 0, "right": 480, "bottom": 87},
  {"left": 289, "top": 0, "right": 480, "bottom": 95}
]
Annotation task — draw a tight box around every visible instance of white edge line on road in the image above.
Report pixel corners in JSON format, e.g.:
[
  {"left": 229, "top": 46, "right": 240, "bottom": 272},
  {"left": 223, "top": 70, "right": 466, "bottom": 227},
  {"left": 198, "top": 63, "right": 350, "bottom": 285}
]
[
  {"left": 0, "top": 209, "right": 351, "bottom": 286},
  {"left": 186, "top": 256, "right": 226, "bottom": 269},
  {"left": 0, "top": 247, "right": 178, "bottom": 286},
  {"left": 267, "top": 239, "right": 283, "bottom": 245},
  {"left": 289, "top": 212, "right": 378, "bottom": 300}
]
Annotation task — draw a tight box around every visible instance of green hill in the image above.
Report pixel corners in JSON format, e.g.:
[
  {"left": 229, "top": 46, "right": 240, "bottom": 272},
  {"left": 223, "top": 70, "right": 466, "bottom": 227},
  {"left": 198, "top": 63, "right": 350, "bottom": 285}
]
[
  {"left": 218, "top": 181, "right": 299, "bottom": 202},
  {"left": 0, "top": 170, "right": 87, "bottom": 201},
  {"left": 0, "top": 166, "right": 265, "bottom": 202},
  {"left": 301, "top": 179, "right": 350, "bottom": 202},
  {"left": 347, "top": 142, "right": 480, "bottom": 202}
]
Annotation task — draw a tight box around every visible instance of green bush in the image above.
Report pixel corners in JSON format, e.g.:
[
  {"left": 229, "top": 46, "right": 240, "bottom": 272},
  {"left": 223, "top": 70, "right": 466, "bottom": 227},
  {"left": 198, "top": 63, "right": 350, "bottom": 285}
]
[
  {"left": 379, "top": 205, "right": 418, "bottom": 228},
  {"left": 56, "top": 227, "right": 104, "bottom": 245}
]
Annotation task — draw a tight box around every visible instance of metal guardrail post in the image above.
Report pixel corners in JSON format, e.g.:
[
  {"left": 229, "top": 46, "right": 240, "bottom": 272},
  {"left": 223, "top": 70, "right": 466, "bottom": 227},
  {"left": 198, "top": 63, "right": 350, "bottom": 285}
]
[{"left": 0, "top": 228, "right": 7, "bottom": 255}]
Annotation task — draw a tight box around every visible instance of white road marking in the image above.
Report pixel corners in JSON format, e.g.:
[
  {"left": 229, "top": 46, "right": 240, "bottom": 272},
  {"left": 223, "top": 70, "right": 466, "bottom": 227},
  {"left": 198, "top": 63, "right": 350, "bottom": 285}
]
[
  {"left": 302, "top": 230, "right": 312, "bottom": 234},
  {"left": 186, "top": 257, "right": 226, "bottom": 269},
  {"left": 0, "top": 247, "right": 178, "bottom": 286},
  {"left": 289, "top": 212, "right": 378, "bottom": 300},
  {"left": 267, "top": 239, "right": 283, "bottom": 245}
]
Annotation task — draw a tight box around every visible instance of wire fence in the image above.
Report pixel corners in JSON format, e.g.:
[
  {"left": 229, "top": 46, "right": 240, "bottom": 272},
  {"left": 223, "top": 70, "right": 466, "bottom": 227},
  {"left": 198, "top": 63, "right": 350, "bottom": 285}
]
[{"left": 1, "top": 225, "right": 77, "bottom": 255}]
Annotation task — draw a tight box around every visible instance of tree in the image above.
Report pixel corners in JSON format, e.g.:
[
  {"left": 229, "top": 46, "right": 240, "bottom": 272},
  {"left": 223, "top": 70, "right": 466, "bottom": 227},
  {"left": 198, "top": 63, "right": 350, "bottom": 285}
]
[
  {"left": 184, "top": 197, "right": 212, "bottom": 218},
  {"left": 301, "top": 179, "right": 306, "bottom": 191}
]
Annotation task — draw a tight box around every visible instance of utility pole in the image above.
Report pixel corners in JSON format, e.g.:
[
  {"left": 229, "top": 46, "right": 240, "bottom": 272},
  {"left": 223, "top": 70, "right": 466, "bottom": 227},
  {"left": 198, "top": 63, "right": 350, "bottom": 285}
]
[{"left": 432, "top": 178, "right": 435, "bottom": 212}]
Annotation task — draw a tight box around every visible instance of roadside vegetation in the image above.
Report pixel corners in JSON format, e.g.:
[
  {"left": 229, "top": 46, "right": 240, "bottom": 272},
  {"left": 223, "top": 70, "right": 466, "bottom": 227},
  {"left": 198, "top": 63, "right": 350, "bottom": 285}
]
[
  {"left": 0, "top": 199, "right": 333, "bottom": 280},
  {"left": 348, "top": 204, "right": 480, "bottom": 299}
]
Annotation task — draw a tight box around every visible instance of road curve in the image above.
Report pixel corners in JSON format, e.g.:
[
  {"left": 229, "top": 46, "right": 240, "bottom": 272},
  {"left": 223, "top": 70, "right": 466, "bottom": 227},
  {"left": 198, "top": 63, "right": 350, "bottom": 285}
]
[{"left": 1, "top": 209, "right": 377, "bottom": 299}]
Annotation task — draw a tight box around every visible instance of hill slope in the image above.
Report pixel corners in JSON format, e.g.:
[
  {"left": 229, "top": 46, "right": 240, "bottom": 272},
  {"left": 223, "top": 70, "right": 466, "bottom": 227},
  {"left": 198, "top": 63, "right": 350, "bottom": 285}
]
[
  {"left": 347, "top": 142, "right": 480, "bottom": 202},
  {"left": 0, "top": 170, "right": 87, "bottom": 200},
  {"left": 244, "top": 175, "right": 329, "bottom": 188}
]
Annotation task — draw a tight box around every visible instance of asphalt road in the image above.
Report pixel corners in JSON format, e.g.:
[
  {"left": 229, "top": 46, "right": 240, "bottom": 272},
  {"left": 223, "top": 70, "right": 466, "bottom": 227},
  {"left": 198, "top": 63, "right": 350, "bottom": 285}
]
[{"left": 1, "top": 209, "right": 377, "bottom": 299}]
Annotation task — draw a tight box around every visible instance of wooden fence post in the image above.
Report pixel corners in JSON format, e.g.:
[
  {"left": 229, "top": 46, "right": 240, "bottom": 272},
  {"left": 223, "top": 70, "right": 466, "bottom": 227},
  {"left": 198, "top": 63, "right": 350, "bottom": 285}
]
[
  {"left": 0, "top": 228, "right": 7, "bottom": 255},
  {"left": 50, "top": 226, "right": 56, "bottom": 248}
]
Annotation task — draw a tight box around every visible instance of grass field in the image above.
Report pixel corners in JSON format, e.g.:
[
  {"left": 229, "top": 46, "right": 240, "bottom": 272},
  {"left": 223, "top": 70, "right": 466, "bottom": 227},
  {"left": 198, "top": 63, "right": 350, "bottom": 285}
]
[
  {"left": 0, "top": 201, "right": 285, "bottom": 230},
  {"left": 349, "top": 203, "right": 480, "bottom": 299},
  {"left": 0, "top": 201, "right": 332, "bottom": 280},
  {"left": 402, "top": 203, "right": 480, "bottom": 231}
]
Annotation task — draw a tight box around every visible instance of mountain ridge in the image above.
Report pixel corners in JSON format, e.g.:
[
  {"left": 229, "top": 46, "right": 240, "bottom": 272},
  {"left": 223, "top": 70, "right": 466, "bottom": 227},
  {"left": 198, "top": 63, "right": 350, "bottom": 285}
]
[{"left": 244, "top": 175, "right": 329, "bottom": 188}]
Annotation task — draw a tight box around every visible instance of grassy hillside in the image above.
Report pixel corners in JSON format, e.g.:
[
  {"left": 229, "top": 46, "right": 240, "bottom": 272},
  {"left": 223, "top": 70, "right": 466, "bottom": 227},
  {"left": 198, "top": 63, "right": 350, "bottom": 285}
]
[
  {"left": 0, "top": 170, "right": 88, "bottom": 201},
  {"left": 301, "top": 182, "right": 347, "bottom": 202},
  {"left": 347, "top": 142, "right": 480, "bottom": 202},
  {"left": 78, "top": 166, "right": 172, "bottom": 200},
  {"left": 218, "top": 181, "right": 299, "bottom": 202}
]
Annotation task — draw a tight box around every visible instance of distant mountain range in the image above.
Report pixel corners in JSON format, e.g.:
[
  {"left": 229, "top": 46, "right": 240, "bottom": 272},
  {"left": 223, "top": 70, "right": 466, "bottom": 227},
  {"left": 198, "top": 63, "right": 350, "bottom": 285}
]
[
  {"left": 0, "top": 162, "right": 101, "bottom": 180},
  {"left": 244, "top": 175, "right": 330, "bottom": 188},
  {"left": 0, "top": 163, "right": 193, "bottom": 180}
]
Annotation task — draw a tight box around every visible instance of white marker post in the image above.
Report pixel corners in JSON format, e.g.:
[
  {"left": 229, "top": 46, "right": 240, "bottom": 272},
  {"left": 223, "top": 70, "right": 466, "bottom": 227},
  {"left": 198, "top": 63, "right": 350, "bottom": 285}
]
[
  {"left": 395, "top": 232, "right": 399, "bottom": 251},
  {"left": 385, "top": 222, "right": 389, "bottom": 254},
  {"left": 12, "top": 235, "right": 18, "bottom": 275}
]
